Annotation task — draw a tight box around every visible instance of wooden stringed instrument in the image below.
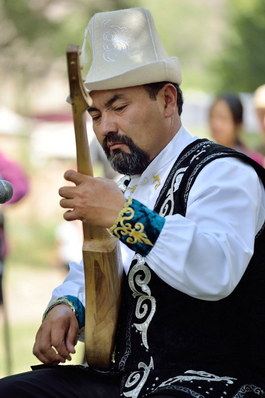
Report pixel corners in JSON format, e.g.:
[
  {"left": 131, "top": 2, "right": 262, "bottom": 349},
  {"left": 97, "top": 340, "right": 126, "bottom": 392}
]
[{"left": 66, "top": 44, "right": 123, "bottom": 369}]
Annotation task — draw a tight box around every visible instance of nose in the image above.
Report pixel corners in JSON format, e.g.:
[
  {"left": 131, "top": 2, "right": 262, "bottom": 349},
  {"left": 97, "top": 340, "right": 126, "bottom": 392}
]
[{"left": 99, "top": 112, "right": 119, "bottom": 138}]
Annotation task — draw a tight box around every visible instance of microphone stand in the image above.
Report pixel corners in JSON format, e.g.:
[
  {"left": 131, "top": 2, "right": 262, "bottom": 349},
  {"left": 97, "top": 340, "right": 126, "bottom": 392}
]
[{"left": 0, "top": 213, "right": 12, "bottom": 375}]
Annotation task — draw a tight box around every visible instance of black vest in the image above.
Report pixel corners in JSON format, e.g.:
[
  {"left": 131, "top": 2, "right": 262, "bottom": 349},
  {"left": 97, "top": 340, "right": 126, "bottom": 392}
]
[{"left": 114, "top": 139, "right": 265, "bottom": 397}]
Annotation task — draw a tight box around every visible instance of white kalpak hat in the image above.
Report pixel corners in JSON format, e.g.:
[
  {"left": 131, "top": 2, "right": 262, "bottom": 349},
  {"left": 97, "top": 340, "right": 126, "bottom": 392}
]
[
  {"left": 253, "top": 84, "right": 265, "bottom": 109},
  {"left": 81, "top": 7, "right": 182, "bottom": 91}
]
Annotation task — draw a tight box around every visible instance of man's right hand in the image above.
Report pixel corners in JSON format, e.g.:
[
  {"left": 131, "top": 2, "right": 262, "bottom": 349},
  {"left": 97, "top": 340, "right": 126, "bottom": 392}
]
[{"left": 33, "top": 304, "right": 79, "bottom": 365}]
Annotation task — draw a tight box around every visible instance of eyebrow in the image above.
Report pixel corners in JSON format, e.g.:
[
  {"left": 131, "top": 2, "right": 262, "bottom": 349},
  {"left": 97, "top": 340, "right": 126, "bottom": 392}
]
[{"left": 87, "top": 94, "right": 125, "bottom": 114}]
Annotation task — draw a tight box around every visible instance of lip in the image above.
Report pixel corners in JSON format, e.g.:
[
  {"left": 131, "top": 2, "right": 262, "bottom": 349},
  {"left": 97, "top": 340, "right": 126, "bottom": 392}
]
[{"left": 108, "top": 142, "right": 125, "bottom": 150}]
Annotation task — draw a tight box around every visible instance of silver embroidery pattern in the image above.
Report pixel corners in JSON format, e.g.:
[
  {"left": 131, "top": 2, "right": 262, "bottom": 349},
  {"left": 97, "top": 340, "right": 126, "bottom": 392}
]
[
  {"left": 128, "top": 254, "right": 156, "bottom": 350},
  {"left": 158, "top": 386, "right": 204, "bottom": 398},
  {"left": 123, "top": 254, "right": 156, "bottom": 397},
  {"left": 159, "top": 166, "right": 188, "bottom": 216},
  {"left": 157, "top": 370, "right": 237, "bottom": 388},
  {"left": 158, "top": 142, "right": 212, "bottom": 217},
  {"left": 103, "top": 20, "right": 130, "bottom": 62},
  {"left": 124, "top": 357, "right": 154, "bottom": 397},
  {"left": 233, "top": 384, "right": 265, "bottom": 397},
  {"left": 184, "top": 148, "right": 226, "bottom": 206}
]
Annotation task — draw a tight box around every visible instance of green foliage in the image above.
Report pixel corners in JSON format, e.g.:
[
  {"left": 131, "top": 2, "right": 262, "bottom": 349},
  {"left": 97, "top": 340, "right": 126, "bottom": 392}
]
[
  {"left": 3, "top": 0, "right": 56, "bottom": 43},
  {"left": 0, "top": 0, "right": 142, "bottom": 114},
  {"left": 213, "top": 0, "right": 265, "bottom": 92},
  {"left": 0, "top": 0, "right": 139, "bottom": 80},
  {"left": 140, "top": 0, "right": 228, "bottom": 91},
  {"left": 7, "top": 219, "right": 57, "bottom": 269},
  {"left": 1, "top": 1, "right": 84, "bottom": 77}
]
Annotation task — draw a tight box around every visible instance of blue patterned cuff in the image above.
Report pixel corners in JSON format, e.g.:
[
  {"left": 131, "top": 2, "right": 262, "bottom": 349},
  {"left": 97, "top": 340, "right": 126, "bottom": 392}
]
[
  {"left": 109, "top": 197, "right": 165, "bottom": 256},
  {"left": 64, "top": 295, "right": 85, "bottom": 329},
  {"left": 43, "top": 295, "right": 85, "bottom": 330}
]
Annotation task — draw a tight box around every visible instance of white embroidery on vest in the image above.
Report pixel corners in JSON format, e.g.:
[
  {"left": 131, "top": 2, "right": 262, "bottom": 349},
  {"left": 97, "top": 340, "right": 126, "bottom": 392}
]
[
  {"left": 159, "top": 166, "right": 188, "bottom": 216},
  {"left": 233, "top": 384, "right": 265, "bottom": 397},
  {"left": 124, "top": 357, "right": 154, "bottom": 397},
  {"left": 128, "top": 254, "right": 156, "bottom": 349},
  {"left": 123, "top": 254, "right": 156, "bottom": 396},
  {"left": 157, "top": 370, "right": 236, "bottom": 388}
]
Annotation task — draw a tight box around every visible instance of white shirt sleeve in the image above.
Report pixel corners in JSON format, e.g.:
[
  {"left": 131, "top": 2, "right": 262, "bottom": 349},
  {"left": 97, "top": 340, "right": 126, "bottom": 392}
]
[
  {"left": 49, "top": 157, "right": 265, "bottom": 304},
  {"left": 50, "top": 260, "right": 86, "bottom": 306},
  {"left": 147, "top": 157, "right": 265, "bottom": 300}
]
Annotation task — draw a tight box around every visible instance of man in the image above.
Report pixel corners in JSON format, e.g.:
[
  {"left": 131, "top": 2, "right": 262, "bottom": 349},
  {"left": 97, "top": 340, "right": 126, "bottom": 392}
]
[{"left": 1, "top": 7, "right": 265, "bottom": 398}]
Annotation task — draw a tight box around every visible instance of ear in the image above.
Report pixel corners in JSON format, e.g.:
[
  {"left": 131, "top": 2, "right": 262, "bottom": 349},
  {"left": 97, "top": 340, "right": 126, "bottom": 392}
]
[
  {"left": 235, "top": 122, "right": 243, "bottom": 133},
  {"left": 161, "top": 84, "right": 177, "bottom": 118}
]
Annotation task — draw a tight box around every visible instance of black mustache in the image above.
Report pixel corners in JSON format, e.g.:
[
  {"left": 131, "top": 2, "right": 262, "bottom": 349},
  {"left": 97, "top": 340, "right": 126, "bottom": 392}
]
[
  {"left": 102, "top": 135, "right": 136, "bottom": 155},
  {"left": 103, "top": 135, "right": 134, "bottom": 147}
]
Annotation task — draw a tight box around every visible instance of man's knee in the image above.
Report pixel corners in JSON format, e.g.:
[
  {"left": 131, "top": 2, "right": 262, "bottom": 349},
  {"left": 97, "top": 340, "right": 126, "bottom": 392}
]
[{"left": 0, "top": 372, "right": 34, "bottom": 398}]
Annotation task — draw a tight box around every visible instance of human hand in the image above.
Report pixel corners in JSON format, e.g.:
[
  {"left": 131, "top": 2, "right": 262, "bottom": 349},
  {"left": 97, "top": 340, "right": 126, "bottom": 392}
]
[
  {"left": 59, "top": 170, "right": 125, "bottom": 228},
  {"left": 32, "top": 304, "right": 78, "bottom": 365}
]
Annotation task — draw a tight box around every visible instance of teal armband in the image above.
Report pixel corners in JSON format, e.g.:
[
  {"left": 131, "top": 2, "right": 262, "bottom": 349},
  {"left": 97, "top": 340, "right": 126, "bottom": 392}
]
[
  {"left": 110, "top": 197, "right": 165, "bottom": 256},
  {"left": 42, "top": 295, "right": 85, "bottom": 329}
]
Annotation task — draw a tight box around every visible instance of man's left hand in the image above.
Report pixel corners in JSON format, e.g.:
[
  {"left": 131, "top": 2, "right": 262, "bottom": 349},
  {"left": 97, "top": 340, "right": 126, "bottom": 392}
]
[{"left": 59, "top": 170, "right": 125, "bottom": 228}]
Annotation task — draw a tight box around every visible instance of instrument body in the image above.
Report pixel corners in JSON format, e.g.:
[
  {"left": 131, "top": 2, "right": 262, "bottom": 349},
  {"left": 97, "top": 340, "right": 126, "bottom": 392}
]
[{"left": 66, "top": 44, "right": 123, "bottom": 369}]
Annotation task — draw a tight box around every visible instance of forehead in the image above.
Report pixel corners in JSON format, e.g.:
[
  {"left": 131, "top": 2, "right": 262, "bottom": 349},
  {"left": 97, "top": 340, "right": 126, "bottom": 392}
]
[
  {"left": 89, "top": 86, "right": 146, "bottom": 107},
  {"left": 211, "top": 99, "right": 231, "bottom": 115}
]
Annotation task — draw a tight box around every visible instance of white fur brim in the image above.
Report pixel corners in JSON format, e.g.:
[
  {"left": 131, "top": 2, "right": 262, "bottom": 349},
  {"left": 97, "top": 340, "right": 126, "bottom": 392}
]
[{"left": 84, "top": 57, "right": 182, "bottom": 91}]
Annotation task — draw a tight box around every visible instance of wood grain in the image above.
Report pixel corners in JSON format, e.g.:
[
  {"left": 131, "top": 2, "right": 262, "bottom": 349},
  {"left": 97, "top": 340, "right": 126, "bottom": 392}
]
[{"left": 66, "top": 44, "right": 123, "bottom": 369}]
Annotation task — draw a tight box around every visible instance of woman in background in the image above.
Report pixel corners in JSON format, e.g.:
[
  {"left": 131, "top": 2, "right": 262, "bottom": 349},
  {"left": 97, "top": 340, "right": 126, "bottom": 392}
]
[{"left": 208, "top": 92, "right": 264, "bottom": 166}]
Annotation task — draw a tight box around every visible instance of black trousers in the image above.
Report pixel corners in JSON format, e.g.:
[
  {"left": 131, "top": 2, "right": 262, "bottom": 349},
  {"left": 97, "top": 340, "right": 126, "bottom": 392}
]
[{"left": 0, "top": 365, "right": 176, "bottom": 398}]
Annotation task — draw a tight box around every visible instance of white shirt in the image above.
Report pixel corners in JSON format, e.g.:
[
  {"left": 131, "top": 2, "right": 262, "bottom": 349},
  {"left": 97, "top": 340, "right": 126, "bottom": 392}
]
[{"left": 51, "top": 127, "right": 265, "bottom": 304}]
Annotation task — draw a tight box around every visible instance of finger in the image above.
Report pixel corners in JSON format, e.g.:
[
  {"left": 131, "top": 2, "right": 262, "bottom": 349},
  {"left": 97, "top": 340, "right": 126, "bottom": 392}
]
[
  {"left": 40, "top": 347, "right": 66, "bottom": 365},
  {"left": 51, "top": 342, "right": 71, "bottom": 362},
  {"left": 66, "top": 319, "right": 79, "bottom": 354},
  {"left": 59, "top": 198, "right": 75, "bottom": 209},
  {"left": 64, "top": 169, "right": 85, "bottom": 185},
  {"left": 63, "top": 209, "right": 80, "bottom": 222},
  {"left": 50, "top": 332, "right": 72, "bottom": 361},
  {"left": 58, "top": 186, "right": 76, "bottom": 199},
  {"left": 33, "top": 332, "right": 66, "bottom": 365}
]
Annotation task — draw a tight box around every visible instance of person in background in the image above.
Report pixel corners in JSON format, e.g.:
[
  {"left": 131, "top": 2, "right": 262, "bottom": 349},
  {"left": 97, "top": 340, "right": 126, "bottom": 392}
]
[
  {"left": 208, "top": 92, "right": 264, "bottom": 166},
  {"left": 1, "top": 7, "right": 265, "bottom": 398},
  {"left": 253, "top": 84, "right": 265, "bottom": 155}
]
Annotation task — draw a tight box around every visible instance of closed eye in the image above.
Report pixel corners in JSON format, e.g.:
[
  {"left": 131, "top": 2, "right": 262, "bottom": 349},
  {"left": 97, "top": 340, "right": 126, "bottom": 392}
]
[
  {"left": 114, "top": 105, "right": 127, "bottom": 113},
  {"left": 91, "top": 114, "right": 101, "bottom": 121},
  {"left": 87, "top": 110, "right": 101, "bottom": 121}
]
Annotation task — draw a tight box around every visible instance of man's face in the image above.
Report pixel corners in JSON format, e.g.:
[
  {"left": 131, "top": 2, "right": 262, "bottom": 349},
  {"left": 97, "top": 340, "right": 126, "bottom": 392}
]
[
  {"left": 256, "top": 108, "right": 265, "bottom": 135},
  {"left": 87, "top": 85, "right": 174, "bottom": 175}
]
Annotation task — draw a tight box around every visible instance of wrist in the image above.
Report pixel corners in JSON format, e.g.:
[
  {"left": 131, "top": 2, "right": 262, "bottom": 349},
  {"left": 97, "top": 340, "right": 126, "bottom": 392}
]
[
  {"left": 42, "top": 295, "right": 85, "bottom": 329},
  {"left": 109, "top": 197, "right": 165, "bottom": 256}
]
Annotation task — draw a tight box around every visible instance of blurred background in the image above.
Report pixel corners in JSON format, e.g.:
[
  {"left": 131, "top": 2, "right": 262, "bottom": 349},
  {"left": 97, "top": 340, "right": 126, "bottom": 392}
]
[{"left": 0, "top": 0, "right": 264, "bottom": 377}]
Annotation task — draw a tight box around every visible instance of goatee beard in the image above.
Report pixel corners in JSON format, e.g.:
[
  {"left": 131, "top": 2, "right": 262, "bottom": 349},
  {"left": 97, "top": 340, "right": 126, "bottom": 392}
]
[{"left": 102, "top": 135, "right": 150, "bottom": 175}]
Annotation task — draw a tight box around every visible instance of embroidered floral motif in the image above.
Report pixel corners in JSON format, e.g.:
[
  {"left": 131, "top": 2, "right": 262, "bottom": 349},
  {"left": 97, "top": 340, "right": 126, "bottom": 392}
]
[
  {"left": 102, "top": 21, "right": 130, "bottom": 62},
  {"left": 157, "top": 370, "right": 237, "bottom": 387},
  {"left": 129, "top": 254, "right": 156, "bottom": 349},
  {"left": 122, "top": 255, "right": 156, "bottom": 397},
  {"left": 110, "top": 198, "right": 165, "bottom": 256},
  {"left": 159, "top": 166, "right": 187, "bottom": 216},
  {"left": 124, "top": 174, "right": 161, "bottom": 194},
  {"left": 233, "top": 384, "right": 265, "bottom": 397},
  {"left": 153, "top": 175, "right": 161, "bottom": 189},
  {"left": 126, "top": 184, "right": 138, "bottom": 193},
  {"left": 123, "top": 357, "right": 154, "bottom": 397},
  {"left": 151, "top": 370, "right": 238, "bottom": 398},
  {"left": 153, "top": 386, "right": 204, "bottom": 398},
  {"left": 110, "top": 198, "right": 153, "bottom": 246}
]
